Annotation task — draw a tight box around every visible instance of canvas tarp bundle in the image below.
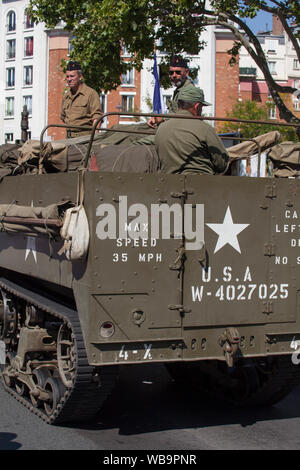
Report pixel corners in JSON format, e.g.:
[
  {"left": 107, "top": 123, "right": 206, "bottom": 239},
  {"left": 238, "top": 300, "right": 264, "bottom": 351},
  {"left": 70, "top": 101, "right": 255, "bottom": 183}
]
[
  {"left": 0, "top": 129, "right": 286, "bottom": 177},
  {"left": 267, "top": 141, "right": 300, "bottom": 177},
  {"left": 227, "top": 131, "right": 281, "bottom": 161},
  {"left": 44, "top": 129, "right": 283, "bottom": 173},
  {"left": 0, "top": 143, "right": 22, "bottom": 179},
  {"left": 91, "top": 122, "right": 154, "bottom": 146},
  {"left": 0, "top": 201, "right": 69, "bottom": 236},
  {"left": 17, "top": 131, "right": 159, "bottom": 174},
  {"left": 18, "top": 140, "right": 68, "bottom": 172},
  {"left": 92, "top": 144, "right": 159, "bottom": 173}
]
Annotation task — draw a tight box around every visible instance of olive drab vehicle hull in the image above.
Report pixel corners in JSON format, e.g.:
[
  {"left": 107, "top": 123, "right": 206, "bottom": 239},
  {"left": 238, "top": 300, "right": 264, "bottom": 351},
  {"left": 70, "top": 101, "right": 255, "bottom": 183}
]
[{"left": 1, "top": 118, "right": 300, "bottom": 424}]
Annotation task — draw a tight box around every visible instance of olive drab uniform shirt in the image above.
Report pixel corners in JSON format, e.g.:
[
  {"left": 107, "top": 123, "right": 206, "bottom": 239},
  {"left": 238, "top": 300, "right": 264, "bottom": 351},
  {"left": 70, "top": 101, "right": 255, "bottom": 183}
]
[
  {"left": 155, "top": 109, "right": 229, "bottom": 175},
  {"left": 133, "top": 78, "right": 195, "bottom": 146},
  {"left": 167, "top": 78, "right": 194, "bottom": 114},
  {"left": 60, "top": 83, "right": 102, "bottom": 137}
]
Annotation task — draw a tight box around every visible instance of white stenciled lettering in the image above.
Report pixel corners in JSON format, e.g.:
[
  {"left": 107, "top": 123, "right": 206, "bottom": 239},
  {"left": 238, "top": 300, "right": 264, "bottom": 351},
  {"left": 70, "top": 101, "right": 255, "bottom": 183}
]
[
  {"left": 138, "top": 253, "right": 162, "bottom": 262},
  {"left": 223, "top": 266, "right": 232, "bottom": 282},
  {"left": 119, "top": 345, "right": 128, "bottom": 360},
  {"left": 237, "top": 284, "right": 246, "bottom": 300},
  {"left": 191, "top": 286, "right": 204, "bottom": 302},
  {"left": 202, "top": 267, "right": 211, "bottom": 283},
  {"left": 144, "top": 344, "right": 152, "bottom": 359},
  {"left": 275, "top": 223, "right": 300, "bottom": 233},
  {"left": 112, "top": 253, "right": 127, "bottom": 262},
  {"left": 116, "top": 237, "right": 157, "bottom": 247},
  {"left": 190, "top": 283, "right": 289, "bottom": 302},
  {"left": 285, "top": 210, "right": 298, "bottom": 219},
  {"left": 243, "top": 266, "right": 252, "bottom": 282},
  {"left": 275, "top": 256, "right": 288, "bottom": 265}
]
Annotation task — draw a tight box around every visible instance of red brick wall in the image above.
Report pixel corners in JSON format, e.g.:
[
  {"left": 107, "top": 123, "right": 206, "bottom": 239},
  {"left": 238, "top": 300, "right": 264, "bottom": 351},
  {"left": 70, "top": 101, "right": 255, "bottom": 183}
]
[
  {"left": 272, "top": 14, "right": 284, "bottom": 35},
  {"left": 215, "top": 45, "right": 239, "bottom": 132},
  {"left": 105, "top": 69, "right": 142, "bottom": 127},
  {"left": 47, "top": 35, "right": 69, "bottom": 140}
]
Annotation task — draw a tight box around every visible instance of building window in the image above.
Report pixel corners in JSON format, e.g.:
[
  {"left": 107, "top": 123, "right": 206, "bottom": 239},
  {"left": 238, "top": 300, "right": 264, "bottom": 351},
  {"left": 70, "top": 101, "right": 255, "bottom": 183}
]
[
  {"left": 293, "top": 99, "right": 299, "bottom": 110},
  {"left": 6, "top": 68, "right": 15, "bottom": 87},
  {"left": 5, "top": 133, "right": 14, "bottom": 142},
  {"left": 24, "top": 65, "right": 33, "bottom": 86},
  {"left": 268, "top": 103, "right": 276, "bottom": 119},
  {"left": 23, "top": 95, "right": 32, "bottom": 115},
  {"left": 6, "top": 39, "right": 16, "bottom": 59},
  {"left": 5, "top": 97, "right": 15, "bottom": 117},
  {"left": 268, "top": 61, "right": 276, "bottom": 74},
  {"left": 293, "top": 59, "right": 299, "bottom": 70},
  {"left": 24, "top": 13, "right": 34, "bottom": 29},
  {"left": 7, "top": 11, "right": 16, "bottom": 33},
  {"left": 121, "top": 43, "right": 130, "bottom": 57},
  {"left": 121, "top": 68, "right": 134, "bottom": 86},
  {"left": 24, "top": 37, "right": 34, "bottom": 57},
  {"left": 121, "top": 95, "right": 134, "bottom": 113}
]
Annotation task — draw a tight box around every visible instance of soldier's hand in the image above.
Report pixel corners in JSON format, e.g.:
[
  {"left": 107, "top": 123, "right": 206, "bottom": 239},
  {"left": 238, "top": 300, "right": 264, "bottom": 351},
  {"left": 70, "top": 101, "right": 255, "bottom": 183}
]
[{"left": 147, "top": 116, "right": 164, "bottom": 128}]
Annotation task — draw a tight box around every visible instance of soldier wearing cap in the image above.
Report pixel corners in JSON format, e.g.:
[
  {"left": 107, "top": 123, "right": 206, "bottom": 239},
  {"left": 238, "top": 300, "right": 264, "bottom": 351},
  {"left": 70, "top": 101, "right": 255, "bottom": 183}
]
[
  {"left": 155, "top": 85, "right": 229, "bottom": 175},
  {"left": 167, "top": 55, "right": 194, "bottom": 113},
  {"left": 147, "top": 55, "right": 194, "bottom": 129},
  {"left": 61, "top": 61, "right": 103, "bottom": 138}
]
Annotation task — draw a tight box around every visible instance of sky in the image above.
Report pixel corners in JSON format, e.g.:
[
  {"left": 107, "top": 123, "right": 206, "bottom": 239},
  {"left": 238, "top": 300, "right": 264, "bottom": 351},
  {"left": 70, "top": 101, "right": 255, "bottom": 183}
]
[{"left": 244, "top": 10, "right": 273, "bottom": 33}]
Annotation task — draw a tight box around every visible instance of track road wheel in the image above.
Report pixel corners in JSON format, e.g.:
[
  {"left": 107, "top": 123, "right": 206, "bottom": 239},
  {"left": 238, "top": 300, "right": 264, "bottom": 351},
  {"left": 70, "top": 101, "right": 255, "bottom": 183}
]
[
  {"left": 57, "top": 322, "right": 76, "bottom": 388},
  {"left": 15, "top": 379, "right": 28, "bottom": 397},
  {"left": 30, "top": 368, "right": 51, "bottom": 408},
  {"left": 43, "top": 377, "right": 66, "bottom": 417},
  {"left": 2, "top": 352, "right": 15, "bottom": 388}
]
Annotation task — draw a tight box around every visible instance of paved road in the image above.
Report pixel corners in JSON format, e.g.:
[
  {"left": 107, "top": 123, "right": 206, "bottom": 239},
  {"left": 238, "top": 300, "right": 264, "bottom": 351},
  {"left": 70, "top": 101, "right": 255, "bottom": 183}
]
[{"left": 1, "top": 361, "right": 300, "bottom": 451}]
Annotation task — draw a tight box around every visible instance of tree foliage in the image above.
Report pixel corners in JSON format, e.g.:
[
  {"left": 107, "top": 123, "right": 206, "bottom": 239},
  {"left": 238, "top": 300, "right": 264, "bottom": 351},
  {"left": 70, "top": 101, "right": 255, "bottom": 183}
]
[
  {"left": 27, "top": 0, "right": 206, "bottom": 92},
  {"left": 219, "top": 99, "right": 298, "bottom": 141},
  {"left": 27, "top": 0, "right": 300, "bottom": 133}
]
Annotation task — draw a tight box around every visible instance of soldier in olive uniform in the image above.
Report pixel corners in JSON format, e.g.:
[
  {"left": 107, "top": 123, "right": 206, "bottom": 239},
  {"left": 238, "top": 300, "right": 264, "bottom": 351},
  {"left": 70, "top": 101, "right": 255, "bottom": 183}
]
[
  {"left": 61, "top": 61, "right": 103, "bottom": 138},
  {"left": 155, "top": 85, "right": 229, "bottom": 175},
  {"left": 147, "top": 56, "right": 194, "bottom": 129}
]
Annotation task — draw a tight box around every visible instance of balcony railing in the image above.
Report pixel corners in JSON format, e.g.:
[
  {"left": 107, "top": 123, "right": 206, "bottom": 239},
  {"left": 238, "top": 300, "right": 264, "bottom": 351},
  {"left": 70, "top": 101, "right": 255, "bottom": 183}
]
[{"left": 239, "top": 67, "right": 257, "bottom": 76}]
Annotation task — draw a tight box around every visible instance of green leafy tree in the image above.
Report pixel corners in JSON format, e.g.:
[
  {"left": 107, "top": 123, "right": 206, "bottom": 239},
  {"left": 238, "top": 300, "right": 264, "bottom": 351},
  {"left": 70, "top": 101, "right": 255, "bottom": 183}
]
[
  {"left": 220, "top": 99, "right": 298, "bottom": 141},
  {"left": 27, "top": 0, "right": 300, "bottom": 136}
]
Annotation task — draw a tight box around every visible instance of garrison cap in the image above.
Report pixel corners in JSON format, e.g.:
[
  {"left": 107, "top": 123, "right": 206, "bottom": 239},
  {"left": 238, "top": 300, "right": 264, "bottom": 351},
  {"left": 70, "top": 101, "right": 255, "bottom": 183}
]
[
  {"left": 178, "top": 85, "right": 211, "bottom": 106},
  {"left": 66, "top": 61, "right": 82, "bottom": 71},
  {"left": 169, "top": 55, "right": 189, "bottom": 68}
]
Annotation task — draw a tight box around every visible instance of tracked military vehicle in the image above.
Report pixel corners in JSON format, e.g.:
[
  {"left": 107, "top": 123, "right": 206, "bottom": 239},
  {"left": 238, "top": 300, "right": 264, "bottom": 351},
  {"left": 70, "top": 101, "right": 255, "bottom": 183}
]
[{"left": 1, "top": 113, "right": 300, "bottom": 425}]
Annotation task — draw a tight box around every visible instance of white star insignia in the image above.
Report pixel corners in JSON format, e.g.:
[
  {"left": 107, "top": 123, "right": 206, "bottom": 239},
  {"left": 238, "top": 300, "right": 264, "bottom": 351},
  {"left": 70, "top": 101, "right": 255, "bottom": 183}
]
[
  {"left": 25, "top": 236, "right": 37, "bottom": 263},
  {"left": 206, "top": 206, "right": 249, "bottom": 254}
]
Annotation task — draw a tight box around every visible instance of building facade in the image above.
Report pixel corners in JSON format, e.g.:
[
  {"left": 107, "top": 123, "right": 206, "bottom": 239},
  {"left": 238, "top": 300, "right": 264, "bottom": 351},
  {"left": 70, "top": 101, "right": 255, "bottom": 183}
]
[
  {"left": 0, "top": 0, "right": 48, "bottom": 143},
  {"left": 239, "top": 14, "right": 300, "bottom": 121}
]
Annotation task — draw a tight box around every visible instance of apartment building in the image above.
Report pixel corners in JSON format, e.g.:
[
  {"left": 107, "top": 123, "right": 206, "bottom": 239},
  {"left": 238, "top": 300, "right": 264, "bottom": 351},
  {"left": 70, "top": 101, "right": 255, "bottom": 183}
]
[
  {"left": 239, "top": 14, "right": 300, "bottom": 120},
  {"left": 0, "top": 0, "right": 48, "bottom": 143}
]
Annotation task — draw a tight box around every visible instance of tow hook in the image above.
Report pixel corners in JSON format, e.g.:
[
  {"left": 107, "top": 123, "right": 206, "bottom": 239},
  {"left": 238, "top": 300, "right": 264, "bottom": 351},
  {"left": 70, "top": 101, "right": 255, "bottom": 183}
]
[{"left": 219, "top": 327, "right": 240, "bottom": 367}]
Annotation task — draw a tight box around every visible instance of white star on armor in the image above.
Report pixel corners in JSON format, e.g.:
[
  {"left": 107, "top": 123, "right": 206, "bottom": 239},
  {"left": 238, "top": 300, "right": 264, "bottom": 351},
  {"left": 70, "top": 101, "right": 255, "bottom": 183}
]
[
  {"left": 25, "top": 236, "right": 37, "bottom": 263},
  {"left": 206, "top": 206, "right": 249, "bottom": 254}
]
